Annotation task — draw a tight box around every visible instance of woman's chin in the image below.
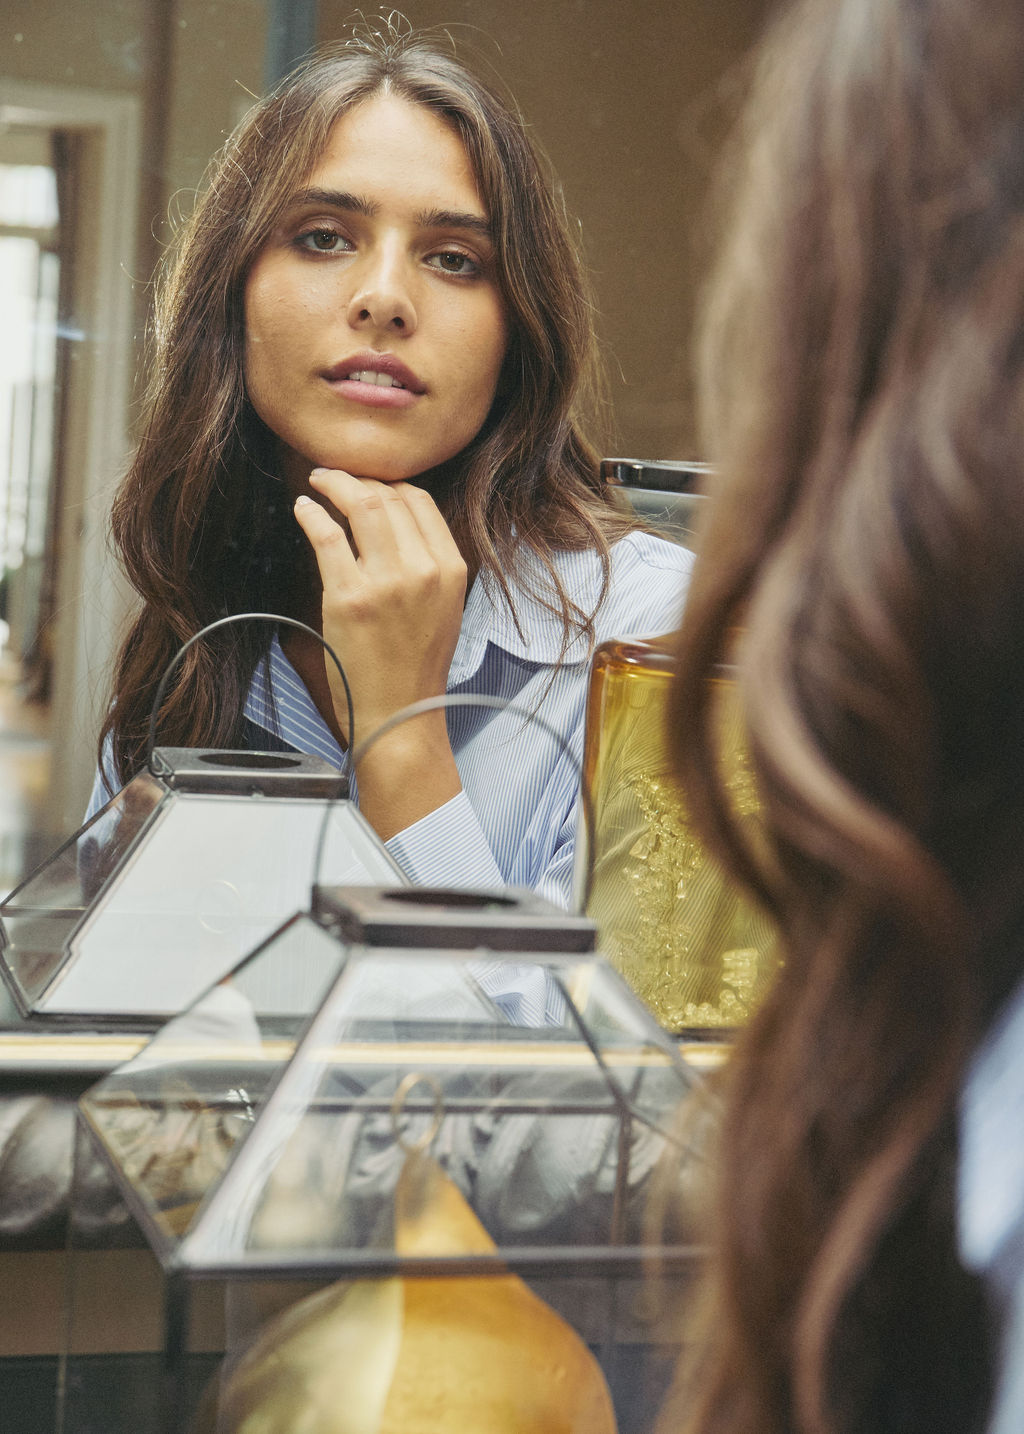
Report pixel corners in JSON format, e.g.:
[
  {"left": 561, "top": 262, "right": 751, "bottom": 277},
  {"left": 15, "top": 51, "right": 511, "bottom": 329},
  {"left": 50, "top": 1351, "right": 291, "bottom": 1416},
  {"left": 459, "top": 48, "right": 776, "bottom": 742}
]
[
  {"left": 281, "top": 440, "right": 460, "bottom": 494},
  {"left": 306, "top": 458, "right": 421, "bottom": 484}
]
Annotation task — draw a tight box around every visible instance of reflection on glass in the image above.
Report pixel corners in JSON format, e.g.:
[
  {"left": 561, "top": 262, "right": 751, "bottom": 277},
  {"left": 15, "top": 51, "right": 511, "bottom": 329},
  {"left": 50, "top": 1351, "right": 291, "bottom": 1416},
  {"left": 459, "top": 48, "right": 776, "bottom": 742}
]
[
  {"left": 0, "top": 154, "right": 61, "bottom": 702},
  {"left": 203, "top": 1146, "right": 618, "bottom": 1434}
]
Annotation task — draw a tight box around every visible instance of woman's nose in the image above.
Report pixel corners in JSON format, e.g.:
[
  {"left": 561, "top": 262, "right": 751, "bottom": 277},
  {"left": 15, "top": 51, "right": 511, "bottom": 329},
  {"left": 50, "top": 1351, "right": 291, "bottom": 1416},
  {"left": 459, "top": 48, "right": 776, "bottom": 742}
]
[{"left": 346, "top": 251, "right": 417, "bottom": 335}]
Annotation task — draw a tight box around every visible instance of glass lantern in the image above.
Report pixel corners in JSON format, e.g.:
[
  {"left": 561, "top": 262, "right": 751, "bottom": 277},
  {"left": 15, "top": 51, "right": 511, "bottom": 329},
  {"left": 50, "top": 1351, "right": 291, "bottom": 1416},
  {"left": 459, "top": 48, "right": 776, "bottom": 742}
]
[
  {"left": 0, "top": 748, "right": 405, "bottom": 1024},
  {"left": 62, "top": 886, "right": 712, "bottom": 1434}
]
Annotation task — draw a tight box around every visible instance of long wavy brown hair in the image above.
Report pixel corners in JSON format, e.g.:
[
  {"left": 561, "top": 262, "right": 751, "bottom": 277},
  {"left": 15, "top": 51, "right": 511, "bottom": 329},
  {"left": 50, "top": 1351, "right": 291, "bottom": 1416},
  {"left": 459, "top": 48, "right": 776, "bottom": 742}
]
[
  {"left": 664, "top": 0, "right": 1024, "bottom": 1430},
  {"left": 102, "top": 27, "right": 634, "bottom": 786}
]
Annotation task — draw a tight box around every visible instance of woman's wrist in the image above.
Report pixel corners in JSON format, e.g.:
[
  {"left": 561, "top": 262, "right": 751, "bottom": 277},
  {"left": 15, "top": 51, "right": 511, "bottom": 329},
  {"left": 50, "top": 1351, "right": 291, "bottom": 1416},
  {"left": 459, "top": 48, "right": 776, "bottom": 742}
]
[{"left": 353, "top": 709, "right": 461, "bottom": 841}]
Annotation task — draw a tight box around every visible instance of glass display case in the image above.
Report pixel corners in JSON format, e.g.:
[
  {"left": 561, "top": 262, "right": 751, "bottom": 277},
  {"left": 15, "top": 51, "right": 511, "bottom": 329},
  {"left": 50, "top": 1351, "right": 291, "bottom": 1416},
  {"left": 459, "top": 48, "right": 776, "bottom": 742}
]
[
  {"left": 62, "top": 887, "right": 712, "bottom": 1434},
  {"left": 0, "top": 749, "right": 405, "bottom": 1024}
]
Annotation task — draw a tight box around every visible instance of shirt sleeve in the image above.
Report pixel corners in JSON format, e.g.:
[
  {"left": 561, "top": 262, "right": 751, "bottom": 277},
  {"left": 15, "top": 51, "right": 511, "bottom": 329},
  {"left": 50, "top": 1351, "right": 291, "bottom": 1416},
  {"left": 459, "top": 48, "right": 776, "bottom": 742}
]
[
  {"left": 385, "top": 769, "right": 580, "bottom": 911},
  {"left": 385, "top": 791, "right": 506, "bottom": 891},
  {"left": 958, "top": 976, "right": 1024, "bottom": 1434}
]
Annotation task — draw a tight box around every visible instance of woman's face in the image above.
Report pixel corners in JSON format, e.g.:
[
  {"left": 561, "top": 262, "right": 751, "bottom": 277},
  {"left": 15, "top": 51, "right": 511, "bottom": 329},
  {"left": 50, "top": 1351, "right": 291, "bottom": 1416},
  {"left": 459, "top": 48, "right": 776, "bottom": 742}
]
[{"left": 244, "top": 93, "right": 509, "bottom": 490}]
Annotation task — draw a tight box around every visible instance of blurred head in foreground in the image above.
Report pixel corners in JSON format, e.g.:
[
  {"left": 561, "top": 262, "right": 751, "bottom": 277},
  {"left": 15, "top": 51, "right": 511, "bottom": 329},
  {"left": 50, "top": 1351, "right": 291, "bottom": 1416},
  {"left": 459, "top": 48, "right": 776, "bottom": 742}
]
[{"left": 666, "top": 0, "right": 1024, "bottom": 1430}]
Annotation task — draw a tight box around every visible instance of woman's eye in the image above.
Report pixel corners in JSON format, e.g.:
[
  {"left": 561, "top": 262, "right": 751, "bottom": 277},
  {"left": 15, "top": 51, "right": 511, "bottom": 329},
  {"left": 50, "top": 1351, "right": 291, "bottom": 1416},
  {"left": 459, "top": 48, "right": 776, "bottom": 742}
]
[
  {"left": 295, "top": 228, "right": 351, "bottom": 254},
  {"left": 426, "top": 250, "right": 479, "bottom": 276}
]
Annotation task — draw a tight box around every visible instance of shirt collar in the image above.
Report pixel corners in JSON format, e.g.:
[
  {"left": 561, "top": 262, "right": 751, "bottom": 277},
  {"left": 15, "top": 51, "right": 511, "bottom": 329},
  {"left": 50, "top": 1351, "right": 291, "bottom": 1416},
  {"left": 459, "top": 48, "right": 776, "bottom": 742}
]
[
  {"left": 244, "top": 637, "right": 347, "bottom": 767},
  {"left": 244, "top": 545, "right": 604, "bottom": 738},
  {"left": 448, "top": 547, "right": 603, "bottom": 684}
]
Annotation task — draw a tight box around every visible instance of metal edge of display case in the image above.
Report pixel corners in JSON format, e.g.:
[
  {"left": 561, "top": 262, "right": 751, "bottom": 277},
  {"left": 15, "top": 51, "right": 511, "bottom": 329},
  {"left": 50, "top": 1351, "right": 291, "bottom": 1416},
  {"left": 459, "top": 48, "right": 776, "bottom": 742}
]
[{"left": 0, "top": 1030, "right": 730, "bottom": 1085}]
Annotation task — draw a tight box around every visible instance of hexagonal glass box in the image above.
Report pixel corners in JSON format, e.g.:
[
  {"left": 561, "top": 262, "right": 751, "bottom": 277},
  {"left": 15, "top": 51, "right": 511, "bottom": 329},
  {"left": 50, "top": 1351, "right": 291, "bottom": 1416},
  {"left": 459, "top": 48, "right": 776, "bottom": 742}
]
[
  {"left": 0, "top": 748, "right": 405, "bottom": 1024},
  {"left": 62, "top": 886, "right": 711, "bottom": 1434}
]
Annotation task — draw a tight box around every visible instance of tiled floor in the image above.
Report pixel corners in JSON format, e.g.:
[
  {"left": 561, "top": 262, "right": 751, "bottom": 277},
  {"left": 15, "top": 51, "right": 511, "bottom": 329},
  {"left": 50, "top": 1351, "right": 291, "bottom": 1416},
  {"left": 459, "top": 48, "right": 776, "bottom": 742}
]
[{"left": 0, "top": 646, "right": 54, "bottom": 899}]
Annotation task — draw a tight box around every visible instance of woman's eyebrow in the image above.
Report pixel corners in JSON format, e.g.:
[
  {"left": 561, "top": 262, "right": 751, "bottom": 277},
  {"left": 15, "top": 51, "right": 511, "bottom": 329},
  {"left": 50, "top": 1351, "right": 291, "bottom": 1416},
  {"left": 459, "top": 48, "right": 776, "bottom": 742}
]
[
  {"left": 417, "top": 207, "right": 493, "bottom": 239},
  {"left": 287, "top": 189, "right": 492, "bottom": 238},
  {"left": 291, "top": 187, "right": 378, "bottom": 215}
]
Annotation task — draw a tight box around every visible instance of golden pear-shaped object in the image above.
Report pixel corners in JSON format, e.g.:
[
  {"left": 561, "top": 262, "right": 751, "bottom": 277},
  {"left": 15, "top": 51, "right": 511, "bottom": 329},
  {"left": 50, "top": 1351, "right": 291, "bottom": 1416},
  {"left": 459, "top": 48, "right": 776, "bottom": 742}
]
[
  {"left": 195, "top": 1277, "right": 404, "bottom": 1434},
  {"left": 378, "top": 1150, "right": 618, "bottom": 1434},
  {"left": 203, "top": 1153, "right": 618, "bottom": 1434}
]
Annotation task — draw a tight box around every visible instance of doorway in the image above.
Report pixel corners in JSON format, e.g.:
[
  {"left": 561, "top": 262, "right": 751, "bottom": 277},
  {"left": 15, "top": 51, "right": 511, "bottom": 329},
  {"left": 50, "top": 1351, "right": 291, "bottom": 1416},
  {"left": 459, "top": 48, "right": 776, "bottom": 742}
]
[
  {"left": 0, "top": 126, "right": 68, "bottom": 888},
  {"left": 0, "top": 81, "right": 139, "bottom": 885}
]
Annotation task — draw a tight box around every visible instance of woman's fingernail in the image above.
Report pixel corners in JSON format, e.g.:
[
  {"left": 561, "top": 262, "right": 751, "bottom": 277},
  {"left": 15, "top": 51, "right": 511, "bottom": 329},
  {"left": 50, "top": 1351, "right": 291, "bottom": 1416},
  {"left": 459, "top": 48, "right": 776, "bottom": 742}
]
[
  {"left": 309, "top": 467, "right": 328, "bottom": 482},
  {"left": 295, "top": 494, "right": 313, "bottom": 507}
]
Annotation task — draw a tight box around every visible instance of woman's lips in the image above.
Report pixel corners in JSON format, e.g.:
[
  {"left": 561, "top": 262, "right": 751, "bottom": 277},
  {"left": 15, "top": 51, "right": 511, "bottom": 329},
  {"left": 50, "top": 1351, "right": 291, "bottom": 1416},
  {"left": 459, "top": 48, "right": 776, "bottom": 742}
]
[
  {"left": 324, "top": 374, "right": 420, "bottom": 409},
  {"left": 321, "top": 352, "right": 425, "bottom": 407}
]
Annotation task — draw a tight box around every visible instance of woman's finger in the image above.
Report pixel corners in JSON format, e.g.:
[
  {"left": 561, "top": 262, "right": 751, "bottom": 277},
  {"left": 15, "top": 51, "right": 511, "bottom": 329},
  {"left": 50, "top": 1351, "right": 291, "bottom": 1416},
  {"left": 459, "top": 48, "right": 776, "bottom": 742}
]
[
  {"left": 390, "top": 480, "right": 465, "bottom": 565},
  {"left": 357, "top": 481, "right": 435, "bottom": 570},
  {"left": 308, "top": 468, "right": 404, "bottom": 569},
  {"left": 308, "top": 470, "right": 462, "bottom": 590},
  {"left": 292, "top": 493, "right": 360, "bottom": 580}
]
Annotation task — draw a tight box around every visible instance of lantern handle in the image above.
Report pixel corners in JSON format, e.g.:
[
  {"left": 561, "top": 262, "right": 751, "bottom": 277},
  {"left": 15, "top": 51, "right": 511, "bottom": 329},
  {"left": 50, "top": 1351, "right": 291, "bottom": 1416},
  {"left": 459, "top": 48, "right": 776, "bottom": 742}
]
[
  {"left": 146, "top": 612, "right": 354, "bottom": 777},
  {"left": 315, "top": 692, "right": 594, "bottom": 913}
]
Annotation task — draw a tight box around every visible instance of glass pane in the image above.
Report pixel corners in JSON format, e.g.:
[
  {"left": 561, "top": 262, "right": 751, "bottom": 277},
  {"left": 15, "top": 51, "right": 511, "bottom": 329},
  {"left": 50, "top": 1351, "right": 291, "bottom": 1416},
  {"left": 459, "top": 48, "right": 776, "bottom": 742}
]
[
  {"left": 0, "top": 163, "right": 59, "bottom": 229},
  {"left": 73, "top": 933, "right": 707, "bottom": 1434},
  {"left": 79, "top": 935, "right": 705, "bottom": 1266},
  {"left": 80, "top": 914, "right": 346, "bottom": 1244},
  {"left": 0, "top": 769, "right": 166, "bottom": 1009},
  {"left": 34, "top": 792, "right": 402, "bottom": 1018},
  {"left": 182, "top": 949, "right": 700, "bottom": 1265}
]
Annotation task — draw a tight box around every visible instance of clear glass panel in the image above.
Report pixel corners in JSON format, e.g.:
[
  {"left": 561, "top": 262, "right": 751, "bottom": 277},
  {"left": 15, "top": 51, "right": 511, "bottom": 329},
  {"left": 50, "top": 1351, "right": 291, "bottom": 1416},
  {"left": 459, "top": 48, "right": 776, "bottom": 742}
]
[
  {"left": 561, "top": 958, "right": 704, "bottom": 1150},
  {"left": 61, "top": 1120, "right": 224, "bottom": 1434},
  {"left": 79, "top": 914, "right": 348, "bottom": 1245},
  {"left": 174, "top": 1264, "right": 686, "bottom": 1434},
  {"left": 618, "top": 485, "right": 706, "bottom": 544},
  {"left": 79, "top": 935, "right": 704, "bottom": 1267},
  {"left": 16, "top": 788, "right": 401, "bottom": 1019},
  {"left": 0, "top": 769, "right": 166, "bottom": 1010}
]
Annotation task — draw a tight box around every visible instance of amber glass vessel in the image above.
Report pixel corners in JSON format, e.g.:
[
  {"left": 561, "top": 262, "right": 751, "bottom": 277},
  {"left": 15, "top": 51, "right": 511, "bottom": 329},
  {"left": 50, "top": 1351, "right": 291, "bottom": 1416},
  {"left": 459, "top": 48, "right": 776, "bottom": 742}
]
[{"left": 579, "top": 633, "right": 778, "bottom": 1035}]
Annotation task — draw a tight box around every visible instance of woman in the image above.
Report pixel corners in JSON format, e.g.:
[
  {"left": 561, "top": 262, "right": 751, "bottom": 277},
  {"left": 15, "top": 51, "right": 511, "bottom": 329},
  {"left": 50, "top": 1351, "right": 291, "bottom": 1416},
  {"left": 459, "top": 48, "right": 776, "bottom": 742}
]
[
  {"left": 92, "top": 29, "right": 693, "bottom": 907},
  {"left": 664, "top": 0, "right": 1024, "bottom": 1429}
]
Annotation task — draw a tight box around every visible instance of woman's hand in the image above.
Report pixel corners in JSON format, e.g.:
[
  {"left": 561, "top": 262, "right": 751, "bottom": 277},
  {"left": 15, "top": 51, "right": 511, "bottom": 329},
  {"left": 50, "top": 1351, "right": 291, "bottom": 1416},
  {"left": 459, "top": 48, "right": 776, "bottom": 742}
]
[{"left": 293, "top": 467, "right": 466, "bottom": 838}]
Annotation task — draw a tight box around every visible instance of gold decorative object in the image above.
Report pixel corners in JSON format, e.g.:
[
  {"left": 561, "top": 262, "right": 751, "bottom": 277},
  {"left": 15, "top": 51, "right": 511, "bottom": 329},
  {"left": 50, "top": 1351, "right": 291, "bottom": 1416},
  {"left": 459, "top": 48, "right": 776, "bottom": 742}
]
[
  {"left": 581, "top": 634, "right": 778, "bottom": 1033},
  {"left": 203, "top": 1075, "right": 618, "bottom": 1434}
]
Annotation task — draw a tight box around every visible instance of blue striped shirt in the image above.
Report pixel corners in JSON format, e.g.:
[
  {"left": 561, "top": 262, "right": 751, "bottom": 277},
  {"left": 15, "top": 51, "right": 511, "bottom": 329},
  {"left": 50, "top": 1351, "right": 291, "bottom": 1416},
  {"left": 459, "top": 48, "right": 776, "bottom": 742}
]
[{"left": 243, "top": 532, "right": 693, "bottom": 909}]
